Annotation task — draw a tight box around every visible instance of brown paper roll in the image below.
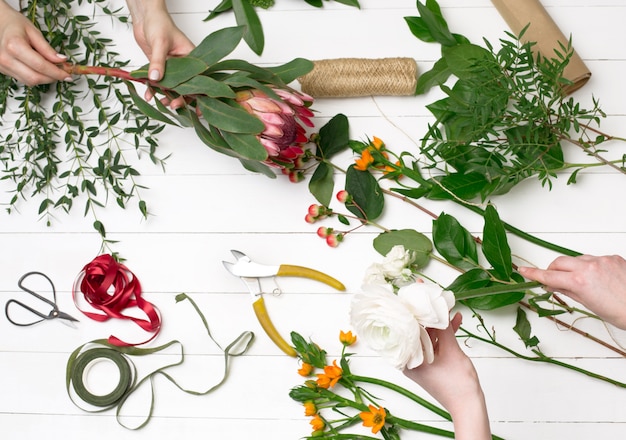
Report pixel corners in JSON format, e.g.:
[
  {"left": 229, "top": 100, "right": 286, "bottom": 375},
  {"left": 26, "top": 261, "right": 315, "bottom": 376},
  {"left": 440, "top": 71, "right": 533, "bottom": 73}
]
[
  {"left": 297, "top": 58, "right": 418, "bottom": 98},
  {"left": 491, "top": 0, "right": 591, "bottom": 94}
]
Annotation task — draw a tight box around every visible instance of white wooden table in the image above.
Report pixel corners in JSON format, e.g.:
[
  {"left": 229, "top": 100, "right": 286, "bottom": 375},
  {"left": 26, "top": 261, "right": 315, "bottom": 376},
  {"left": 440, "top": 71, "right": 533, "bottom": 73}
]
[{"left": 1, "top": 1, "right": 626, "bottom": 438}]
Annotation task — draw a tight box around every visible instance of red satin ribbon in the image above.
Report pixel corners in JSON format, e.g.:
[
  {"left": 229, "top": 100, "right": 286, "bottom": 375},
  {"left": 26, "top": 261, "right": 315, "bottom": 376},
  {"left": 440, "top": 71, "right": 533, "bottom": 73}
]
[{"left": 73, "top": 254, "right": 161, "bottom": 346}]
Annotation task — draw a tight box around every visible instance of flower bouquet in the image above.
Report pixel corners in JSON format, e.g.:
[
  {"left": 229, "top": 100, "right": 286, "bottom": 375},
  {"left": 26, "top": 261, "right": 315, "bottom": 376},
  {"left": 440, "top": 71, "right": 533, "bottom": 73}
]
[{"left": 290, "top": 328, "right": 505, "bottom": 439}]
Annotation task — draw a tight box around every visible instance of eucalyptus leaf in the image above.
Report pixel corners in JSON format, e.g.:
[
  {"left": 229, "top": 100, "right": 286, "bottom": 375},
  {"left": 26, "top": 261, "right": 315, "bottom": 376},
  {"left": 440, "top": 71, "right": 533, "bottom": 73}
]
[
  {"left": 482, "top": 204, "right": 512, "bottom": 280},
  {"left": 373, "top": 229, "right": 432, "bottom": 268},
  {"left": 345, "top": 165, "right": 384, "bottom": 221},
  {"left": 197, "top": 96, "right": 265, "bottom": 133},
  {"left": 309, "top": 162, "right": 335, "bottom": 206},
  {"left": 232, "top": 0, "right": 264, "bottom": 55}
]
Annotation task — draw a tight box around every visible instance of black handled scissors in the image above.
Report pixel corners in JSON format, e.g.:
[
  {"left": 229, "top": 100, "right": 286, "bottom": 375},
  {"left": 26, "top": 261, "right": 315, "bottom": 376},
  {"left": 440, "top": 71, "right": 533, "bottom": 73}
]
[{"left": 5, "top": 271, "right": 79, "bottom": 327}]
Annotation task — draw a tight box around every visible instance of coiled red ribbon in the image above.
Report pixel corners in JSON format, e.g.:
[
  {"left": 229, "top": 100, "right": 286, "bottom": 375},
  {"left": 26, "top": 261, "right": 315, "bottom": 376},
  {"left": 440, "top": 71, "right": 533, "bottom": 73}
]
[{"left": 73, "top": 254, "right": 161, "bottom": 346}]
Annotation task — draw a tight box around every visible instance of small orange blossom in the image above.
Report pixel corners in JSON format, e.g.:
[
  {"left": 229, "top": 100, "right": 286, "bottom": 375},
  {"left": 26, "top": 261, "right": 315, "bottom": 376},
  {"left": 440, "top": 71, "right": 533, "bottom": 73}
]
[
  {"left": 359, "top": 404, "right": 387, "bottom": 434},
  {"left": 316, "top": 360, "right": 342, "bottom": 389},
  {"left": 339, "top": 330, "right": 357, "bottom": 346},
  {"left": 354, "top": 148, "right": 374, "bottom": 171},
  {"left": 303, "top": 401, "right": 317, "bottom": 416},
  {"left": 310, "top": 413, "right": 325, "bottom": 432},
  {"left": 298, "top": 362, "right": 314, "bottom": 377}
]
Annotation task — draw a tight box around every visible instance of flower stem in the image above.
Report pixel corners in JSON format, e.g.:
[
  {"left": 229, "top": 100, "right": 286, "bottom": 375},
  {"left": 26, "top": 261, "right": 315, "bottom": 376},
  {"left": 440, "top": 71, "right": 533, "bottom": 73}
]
[
  {"left": 319, "top": 388, "right": 457, "bottom": 438},
  {"left": 351, "top": 374, "right": 451, "bottom": 421},
  {"left": 60, "top": 62, "right": 148, "bottom": 85},
  {"left": 459, "top": 326, "right": 626, "bottom": 388}
]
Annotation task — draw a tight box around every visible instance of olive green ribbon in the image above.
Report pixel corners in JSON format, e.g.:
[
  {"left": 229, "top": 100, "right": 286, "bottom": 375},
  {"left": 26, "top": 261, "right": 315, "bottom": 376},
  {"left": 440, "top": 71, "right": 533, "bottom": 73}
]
[{"left": 66, "top": 293, "right": 255, "bottom": 429}]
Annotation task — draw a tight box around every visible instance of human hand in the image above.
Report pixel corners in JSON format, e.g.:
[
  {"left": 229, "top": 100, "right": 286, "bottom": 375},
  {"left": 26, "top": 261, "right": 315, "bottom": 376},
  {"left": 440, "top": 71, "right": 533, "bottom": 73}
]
[
  {"left": 403, "top": 312, "right": 491, "bottom": 440},
  {"left": 519, "top": 255, "right": 626, "bottom": 330},
  {"left": 126, "top": 0, "right": 194, "bottom": 108},
  {"left": 0, "top": 1, "right": 71, "bottom": 86}
]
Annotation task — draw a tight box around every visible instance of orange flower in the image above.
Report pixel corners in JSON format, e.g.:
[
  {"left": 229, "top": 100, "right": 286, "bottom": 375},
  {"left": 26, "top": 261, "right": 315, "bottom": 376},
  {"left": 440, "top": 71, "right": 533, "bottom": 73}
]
[
  {"left": 310, "top": 413, "right": 325, "bottom": 432},
  {"left": 303, "top": 401, "right": 317, "bottom": 416},
  {"left": 371, "top": 136, "right": 384, "bottom": 150},
  {"left": 359, "top": 404, "right": 387, "bottom": 434},
  {"left": 339, "top": 330, "right": 357, "bottom": 346},
  {"left": 316, "top": 360, "right": 343, "bottom": 389},
  {"left": 354, "top": 148, "right": 374, "bottom": 171},
  {"left": 298, "top": 362, "right": 314, "bottom": 377}
]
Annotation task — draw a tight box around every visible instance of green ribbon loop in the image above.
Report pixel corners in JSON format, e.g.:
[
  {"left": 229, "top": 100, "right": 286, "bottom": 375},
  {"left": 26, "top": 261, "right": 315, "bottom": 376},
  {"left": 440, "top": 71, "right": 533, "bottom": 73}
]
[{"left": 66, "top": 294, "right": 255, "bottom": 429}]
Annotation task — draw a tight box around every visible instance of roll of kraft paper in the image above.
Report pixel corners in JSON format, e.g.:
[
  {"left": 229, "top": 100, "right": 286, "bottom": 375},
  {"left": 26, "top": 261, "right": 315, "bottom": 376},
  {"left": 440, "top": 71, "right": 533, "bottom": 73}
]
[
  {"left": 491, "top": 0, "right": 591, "bottom": 95},
  {"left": 298, "top": 57, "right": 418, "bottom": 98}
]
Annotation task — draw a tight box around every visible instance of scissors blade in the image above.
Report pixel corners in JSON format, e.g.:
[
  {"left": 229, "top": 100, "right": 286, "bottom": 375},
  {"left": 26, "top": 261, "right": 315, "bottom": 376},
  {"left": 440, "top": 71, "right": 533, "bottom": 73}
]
[
  {"left": 223, "top": 250, "right": 280, "bottom": 278},
  {"left": 55, "top": 310, "right": 80, "bottom": 323}
]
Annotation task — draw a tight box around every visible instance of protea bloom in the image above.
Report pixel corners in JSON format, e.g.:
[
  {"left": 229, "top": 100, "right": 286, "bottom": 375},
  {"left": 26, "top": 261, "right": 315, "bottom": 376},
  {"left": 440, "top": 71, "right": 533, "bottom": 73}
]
[{"left": 235, "top": 87, "right": 314, "bottom": 169}]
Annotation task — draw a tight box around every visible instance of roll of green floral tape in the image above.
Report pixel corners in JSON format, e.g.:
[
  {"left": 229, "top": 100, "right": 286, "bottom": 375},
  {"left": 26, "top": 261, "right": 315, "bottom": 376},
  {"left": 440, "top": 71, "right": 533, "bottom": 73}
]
[{"left": 70, "top": 347, "right": 133, "bottom": 407}]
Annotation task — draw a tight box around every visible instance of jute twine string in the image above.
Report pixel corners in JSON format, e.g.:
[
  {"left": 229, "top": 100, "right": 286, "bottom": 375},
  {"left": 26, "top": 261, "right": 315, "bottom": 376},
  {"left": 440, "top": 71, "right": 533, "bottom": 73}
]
[{"left": 298, "top": 57, "right": 418, "bottom": 98}]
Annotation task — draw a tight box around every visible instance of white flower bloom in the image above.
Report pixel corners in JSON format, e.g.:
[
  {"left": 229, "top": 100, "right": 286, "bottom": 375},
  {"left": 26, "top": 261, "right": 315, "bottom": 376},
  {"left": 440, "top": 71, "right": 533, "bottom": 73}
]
[
  {"left": 380, "top": 245, "right": 416, "bottom": 279},
  {"left": 350, "top": 281, "right": 455, "bottom": 369},
  {"left": 362, "top": 263, "right": 388, "bottom": 286},
  {"left": 398, "top": 282, "right": 455, "bottom": 330},
  {"left": 363, "top": 245, "right": 416, "bottom": 288}
]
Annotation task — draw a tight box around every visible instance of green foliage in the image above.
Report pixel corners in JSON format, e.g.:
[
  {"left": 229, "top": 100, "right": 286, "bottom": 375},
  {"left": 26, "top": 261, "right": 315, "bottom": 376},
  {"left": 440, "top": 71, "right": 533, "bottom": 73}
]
[
  {"left": 406, "top": 0, "right": 625, "bottom": 202},
  {"left": 0, "top": 0, "right": 162, "bottom": 250},
  {"left": 432, "top": 213, "right": 478, "bottom": 270},
  {"left": 205, "top": 0, "right": 360, "bottom": 55},
  {"left": 309, "top": 114, "right": 350, "bottom": 206},
  {"left": 344, "top": 165, "right": 384, "bottom": 221},
  {"left": 373, "top": 229, "right": 432, "bottom": 268},
  {"left": 291, "top": 331, "right": 327, "bottom": 368}
]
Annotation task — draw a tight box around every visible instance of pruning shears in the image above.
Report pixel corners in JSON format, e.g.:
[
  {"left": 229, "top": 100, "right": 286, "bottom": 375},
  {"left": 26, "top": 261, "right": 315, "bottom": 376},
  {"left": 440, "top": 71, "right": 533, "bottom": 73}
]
[{"left": 222, "top": 250, "right": 346, "bottom": 357}]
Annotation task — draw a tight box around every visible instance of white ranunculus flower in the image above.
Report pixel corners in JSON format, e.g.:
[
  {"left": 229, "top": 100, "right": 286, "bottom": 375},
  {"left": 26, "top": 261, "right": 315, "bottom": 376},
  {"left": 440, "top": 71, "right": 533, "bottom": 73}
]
[
  {"left": 350, "top": 281, "right": 455, "bottom": 369},
  {"left": 362, "top": 262, "right": 388, "bottom": 286},
  {"left": 350, "top": 283, "right": 432, "bottom": 369},
  {"left": 398, "top": 282, "right": 455, "bottom": 330}
]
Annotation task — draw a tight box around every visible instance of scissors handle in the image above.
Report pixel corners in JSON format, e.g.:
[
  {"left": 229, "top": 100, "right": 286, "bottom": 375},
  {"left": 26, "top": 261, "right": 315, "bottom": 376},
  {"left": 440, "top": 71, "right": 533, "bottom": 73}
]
[
  {"left": 252, "top": 296, "right": 297, "bottom": 357},
  {"left": 276, "top": 265, "right": 346, "bottom": 291},
  {"left": 5, "top": 299, "right": 47, "bottom": 326}
]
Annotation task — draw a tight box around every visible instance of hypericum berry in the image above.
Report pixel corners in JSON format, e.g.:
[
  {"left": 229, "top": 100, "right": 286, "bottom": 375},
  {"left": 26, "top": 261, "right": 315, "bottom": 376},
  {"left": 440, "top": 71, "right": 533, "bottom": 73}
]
[
  {"left": 308, "top": 204, "right": 322, "bottom": 217},
  {"left": 317, "top": 227, "right": 332, "bottom": 238},
  {"left": 305, "top": 213, "right": 317, "bottom": 224},
  {"left": 326, "top": 233, "right": 343, "bottom": 248},
  {"left": 336, "top": 190, "right": 350, "bottom": 203}
]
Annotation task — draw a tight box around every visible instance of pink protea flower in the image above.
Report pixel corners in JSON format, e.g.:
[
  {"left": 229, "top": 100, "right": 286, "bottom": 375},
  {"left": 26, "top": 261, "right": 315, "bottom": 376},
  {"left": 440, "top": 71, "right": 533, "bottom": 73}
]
[{"left": 235, "top": 87, "right": 314, "bottom": 169}]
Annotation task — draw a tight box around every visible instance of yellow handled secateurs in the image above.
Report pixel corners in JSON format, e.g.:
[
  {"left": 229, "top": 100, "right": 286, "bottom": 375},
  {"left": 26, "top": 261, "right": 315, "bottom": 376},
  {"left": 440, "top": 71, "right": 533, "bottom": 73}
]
[{"left": 222, "top": 250, "right": 345, "bottom": 357}]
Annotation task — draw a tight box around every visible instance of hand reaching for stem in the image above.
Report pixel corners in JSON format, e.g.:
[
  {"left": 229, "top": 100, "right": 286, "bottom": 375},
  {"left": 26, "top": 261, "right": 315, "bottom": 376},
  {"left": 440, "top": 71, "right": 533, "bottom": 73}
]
[{"left": 519, "top": 254, "right": 626, "bottom": 330}]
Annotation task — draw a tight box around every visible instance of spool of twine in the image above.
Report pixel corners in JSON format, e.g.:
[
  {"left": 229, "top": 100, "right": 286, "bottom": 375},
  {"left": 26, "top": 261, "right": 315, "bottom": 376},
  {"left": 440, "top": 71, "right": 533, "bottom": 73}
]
[{"left": 298, "top": 57, "right": 418, "bottom": 98}]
